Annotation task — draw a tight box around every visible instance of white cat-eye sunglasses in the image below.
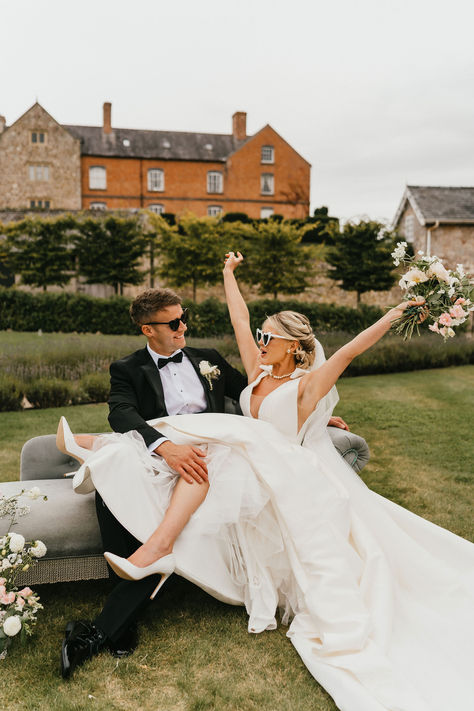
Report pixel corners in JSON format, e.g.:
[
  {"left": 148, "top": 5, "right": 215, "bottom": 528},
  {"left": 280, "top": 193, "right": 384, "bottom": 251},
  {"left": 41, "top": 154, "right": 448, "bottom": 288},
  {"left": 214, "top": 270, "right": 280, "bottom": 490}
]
[{"left": 255, "top": 328, "right": 294, "bottom": 347}]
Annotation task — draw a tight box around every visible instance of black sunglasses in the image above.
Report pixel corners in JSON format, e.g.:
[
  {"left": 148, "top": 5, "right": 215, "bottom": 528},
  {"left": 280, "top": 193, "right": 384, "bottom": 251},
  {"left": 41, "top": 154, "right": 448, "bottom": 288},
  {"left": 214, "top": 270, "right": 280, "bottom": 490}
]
[{"left": 144, "top": 308, "right": 189, "bottom": 331}]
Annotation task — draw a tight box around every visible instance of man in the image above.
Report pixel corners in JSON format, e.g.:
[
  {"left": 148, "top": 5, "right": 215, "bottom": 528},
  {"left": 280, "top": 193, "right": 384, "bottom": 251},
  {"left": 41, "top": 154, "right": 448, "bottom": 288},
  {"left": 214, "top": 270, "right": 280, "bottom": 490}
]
[{"left": 61, "top": 287, "right": 247, "bottom": 678}]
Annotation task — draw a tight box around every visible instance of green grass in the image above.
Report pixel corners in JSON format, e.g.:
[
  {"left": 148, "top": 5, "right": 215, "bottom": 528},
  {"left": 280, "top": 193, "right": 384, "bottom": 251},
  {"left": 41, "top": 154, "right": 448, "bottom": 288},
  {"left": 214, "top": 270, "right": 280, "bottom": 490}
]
[{"left": 1, "top": 366, "right": 473, "bottom": 710}]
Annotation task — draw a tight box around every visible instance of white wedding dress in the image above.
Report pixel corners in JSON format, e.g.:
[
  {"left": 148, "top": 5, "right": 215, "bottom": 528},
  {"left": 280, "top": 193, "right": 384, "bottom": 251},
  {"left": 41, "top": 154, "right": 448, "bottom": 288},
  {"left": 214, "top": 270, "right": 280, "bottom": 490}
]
[{"left": 75, "top": 369, "right": 474, "bottom": 711}]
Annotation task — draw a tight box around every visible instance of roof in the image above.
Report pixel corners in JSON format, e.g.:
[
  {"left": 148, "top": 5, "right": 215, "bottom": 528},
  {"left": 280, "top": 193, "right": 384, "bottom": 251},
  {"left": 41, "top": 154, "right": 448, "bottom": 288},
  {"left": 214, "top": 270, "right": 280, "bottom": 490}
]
[
  {"left": 393, "top": 185, "right": 474, "bottom": 227},
  {"left": 63, "top": 125, "right": 249, "bottom": 162}
]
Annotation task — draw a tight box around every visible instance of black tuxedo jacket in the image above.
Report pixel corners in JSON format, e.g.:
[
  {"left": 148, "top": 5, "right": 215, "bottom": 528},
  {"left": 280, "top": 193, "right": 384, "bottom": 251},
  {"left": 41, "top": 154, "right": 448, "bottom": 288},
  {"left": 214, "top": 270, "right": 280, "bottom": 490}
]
[{"left": 108, "top": 346, "right": 247, "bottom": 447}]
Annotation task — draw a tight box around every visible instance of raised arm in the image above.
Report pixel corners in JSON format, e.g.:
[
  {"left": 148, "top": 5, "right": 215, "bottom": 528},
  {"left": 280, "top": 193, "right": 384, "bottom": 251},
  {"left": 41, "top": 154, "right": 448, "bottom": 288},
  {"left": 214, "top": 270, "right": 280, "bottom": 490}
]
[
  {"left": 298, "top": 300, "right": 425, "bottom": 420},
  {"left": 223, "top": 252, "right": 260, "bottom": 380}
]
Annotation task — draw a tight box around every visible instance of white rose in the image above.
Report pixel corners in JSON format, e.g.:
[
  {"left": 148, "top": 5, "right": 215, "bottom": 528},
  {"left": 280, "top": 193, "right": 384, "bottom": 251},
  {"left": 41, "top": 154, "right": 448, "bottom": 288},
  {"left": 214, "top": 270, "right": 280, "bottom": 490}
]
[
  {"left": 2, "top": 560, "right": 12, "bottom": 571},
  {"left": 427, "top": 261, "right": 450, "bottom": 283},
  {"left": 26, "top": 487, "right": 41, "bottom": 500},
  {"left": 199, "top": 360, "right": 214, "bottom": 375},
  {"left": 8, "top": 533, "right": 25, "bottom": 553},
  {"left": 3, "top": 615, "right": 22, "bottom": 637},
  {"left": 29, "top": 540, "right": 47, "bottom": 558}
]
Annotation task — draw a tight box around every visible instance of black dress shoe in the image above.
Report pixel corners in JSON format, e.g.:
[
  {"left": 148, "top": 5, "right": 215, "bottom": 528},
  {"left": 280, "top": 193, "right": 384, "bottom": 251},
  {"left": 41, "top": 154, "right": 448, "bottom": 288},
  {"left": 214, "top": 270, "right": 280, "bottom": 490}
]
[
  {"left": 61, "top": 620, "right": 107, "bottom": 679},
  {"left": 107, "top": 623, "right": 139, "bottom": 658}
]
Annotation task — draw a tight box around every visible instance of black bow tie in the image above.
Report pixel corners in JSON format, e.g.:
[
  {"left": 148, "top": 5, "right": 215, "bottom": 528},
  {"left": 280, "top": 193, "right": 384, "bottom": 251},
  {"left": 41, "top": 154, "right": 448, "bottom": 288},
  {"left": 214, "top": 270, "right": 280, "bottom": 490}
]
[{"left": 157, "top": 351, "right": 184, "bottom": 369}]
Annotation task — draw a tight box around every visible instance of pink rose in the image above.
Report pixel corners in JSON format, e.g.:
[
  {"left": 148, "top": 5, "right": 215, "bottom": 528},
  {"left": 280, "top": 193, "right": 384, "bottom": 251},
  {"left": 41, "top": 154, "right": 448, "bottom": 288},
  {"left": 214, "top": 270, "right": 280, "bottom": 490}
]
[
  {"left": 449, "top": 305, "right": 467, "bottom": 319},
  {"left": 455, "top": 297, "right": 466, "bottom": 305},
  {"left": 18, "top": 587, "right": 33, "bottom": 598},
  {"left": 1, "top": 591, "right": 16, "bottom": 605},
  {"left": 15, "top": 597, "right": 25, "bottom": 610},
  {"left": 439, "top": 313, "right": 452, "bottom": 326},
  {"left": 0, "top": 585, "right": 5, "bottom": 597},
  {"left": 428, "top": 322, "right": 439, "bottom": 333},
  {"left": 0, "top": 578, "right": 5, "bottom": 585}
]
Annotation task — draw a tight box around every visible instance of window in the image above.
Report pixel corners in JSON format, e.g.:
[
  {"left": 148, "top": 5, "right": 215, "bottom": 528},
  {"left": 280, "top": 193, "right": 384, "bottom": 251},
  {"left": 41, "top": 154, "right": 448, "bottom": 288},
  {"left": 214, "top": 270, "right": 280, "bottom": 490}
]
[
  {"left": 31, "top": 132, "right": 46, "bottom": 144},
  {"left": 148, "top": 204, "right": 165, "bottom": 215},
  {"left": 207, "top": 206, "right": 223, "bottom": 217},
  {"left": 29, "top": 165, "right": 49, "bottom": 181},
  {"left": 261, "top": 145, "right": 274, "bottom": 164},
  {"left": 207, "top": 171, "right": 223, "bottom": 193},
  {"left": 29, "top": 200, "right": 50, "bottom": 209},
  {"left": 260, "top": 207, "right": 274, "bottom": 219},
  {"left": 404, "top": 215, "right": 415, "bottom": 243},
  {"left": 90, "top": 202, "right": 107, "bottom": 211},
  {"left": 148, "top": 168, "right": 164, "bottom": 192},
  {"left": 89, "top": 166, "right": 107, "bottom": 190},
  {"left": 261, "top": 173, "right": 274, "bottom": 195}
]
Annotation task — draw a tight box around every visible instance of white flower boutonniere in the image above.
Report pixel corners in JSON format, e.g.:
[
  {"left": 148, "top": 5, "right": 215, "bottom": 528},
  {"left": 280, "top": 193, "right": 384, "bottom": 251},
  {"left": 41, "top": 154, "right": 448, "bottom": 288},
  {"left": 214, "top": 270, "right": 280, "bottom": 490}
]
[{"left": 199, "top": 360, "right": 221, "bottom": 390}]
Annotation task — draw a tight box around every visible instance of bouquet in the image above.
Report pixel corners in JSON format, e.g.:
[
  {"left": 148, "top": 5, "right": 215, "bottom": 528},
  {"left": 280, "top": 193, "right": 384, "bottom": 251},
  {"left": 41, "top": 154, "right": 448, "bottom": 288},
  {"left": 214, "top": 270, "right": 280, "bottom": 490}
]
[
  {"left": 0, "top": 488, "right": 47, "bottom": 658},
  {"left": 390, "top": 242, "right": 474, "bottom": 340}
]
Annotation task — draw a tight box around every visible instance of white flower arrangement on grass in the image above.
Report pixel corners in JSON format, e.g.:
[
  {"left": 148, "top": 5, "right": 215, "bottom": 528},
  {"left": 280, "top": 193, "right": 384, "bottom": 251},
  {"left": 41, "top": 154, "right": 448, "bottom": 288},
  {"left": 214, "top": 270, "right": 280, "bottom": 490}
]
[
  {"left": 390, "top": 243, "right": 474, "bottom": 340},
  {"left": 0, "top": 488, "right": 47, "bottom": 658}
]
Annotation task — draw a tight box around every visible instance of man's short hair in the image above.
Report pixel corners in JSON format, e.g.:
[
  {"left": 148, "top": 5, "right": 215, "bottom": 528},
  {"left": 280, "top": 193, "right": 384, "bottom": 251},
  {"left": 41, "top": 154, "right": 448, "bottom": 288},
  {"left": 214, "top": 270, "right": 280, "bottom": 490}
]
[{"left": 130, "top": 288, "right": 181, "bottom": 326}]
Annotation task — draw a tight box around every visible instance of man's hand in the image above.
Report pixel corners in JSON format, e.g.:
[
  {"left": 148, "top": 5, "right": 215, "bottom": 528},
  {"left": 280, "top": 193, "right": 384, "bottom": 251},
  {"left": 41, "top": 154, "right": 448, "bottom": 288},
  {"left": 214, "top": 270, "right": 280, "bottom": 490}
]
[
  {"left": 328, "top": 416, "right": 350, "bottom": 431},
  {"left": 155, "top": 441, "right": 208, "bottom": 484}
]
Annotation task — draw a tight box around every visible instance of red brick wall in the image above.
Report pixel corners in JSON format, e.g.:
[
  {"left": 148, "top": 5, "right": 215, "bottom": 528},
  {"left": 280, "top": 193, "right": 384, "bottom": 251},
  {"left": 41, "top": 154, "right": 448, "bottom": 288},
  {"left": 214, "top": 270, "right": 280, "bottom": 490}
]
[{"left": 80, "top": 126, "right": 310, "bottom": 218}]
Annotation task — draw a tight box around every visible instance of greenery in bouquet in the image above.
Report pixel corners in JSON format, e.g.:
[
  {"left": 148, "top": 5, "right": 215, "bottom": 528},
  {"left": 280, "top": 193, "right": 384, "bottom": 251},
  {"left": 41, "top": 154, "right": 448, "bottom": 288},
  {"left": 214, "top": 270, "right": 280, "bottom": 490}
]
[
  {"left": 390, "top": 242, "right": 474, "bottom": 340},
  {"left": 0, "top": 488, "right": 47, "bottom": 657}
]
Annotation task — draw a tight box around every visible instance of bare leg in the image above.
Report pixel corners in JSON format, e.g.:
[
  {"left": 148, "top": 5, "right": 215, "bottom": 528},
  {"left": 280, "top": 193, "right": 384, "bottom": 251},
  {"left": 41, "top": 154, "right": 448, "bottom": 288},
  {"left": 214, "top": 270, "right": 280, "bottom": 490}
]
[{"left": 128, "top": 477, "right": 210, "bottom": 568}]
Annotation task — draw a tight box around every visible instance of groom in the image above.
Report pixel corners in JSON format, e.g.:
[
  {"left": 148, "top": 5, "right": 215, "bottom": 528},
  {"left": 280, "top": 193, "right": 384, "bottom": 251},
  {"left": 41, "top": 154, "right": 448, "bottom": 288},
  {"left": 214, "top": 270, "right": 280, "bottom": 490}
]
[{"left": 61, "top": 287, "right": 247, "bottom": 678}]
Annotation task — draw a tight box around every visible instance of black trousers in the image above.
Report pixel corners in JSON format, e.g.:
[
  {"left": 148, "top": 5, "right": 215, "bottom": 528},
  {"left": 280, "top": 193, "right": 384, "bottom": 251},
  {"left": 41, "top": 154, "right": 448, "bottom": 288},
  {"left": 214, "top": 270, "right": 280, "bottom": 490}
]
[{"left": 93, "top": 491, "right": 169, "bottom": 643}]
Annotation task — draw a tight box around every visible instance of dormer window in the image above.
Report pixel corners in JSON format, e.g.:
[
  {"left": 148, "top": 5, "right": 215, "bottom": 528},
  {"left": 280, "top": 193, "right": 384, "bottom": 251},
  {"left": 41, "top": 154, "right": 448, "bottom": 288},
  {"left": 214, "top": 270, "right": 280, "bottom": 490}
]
[
  {"left": 148, "top": 169, "right": 164, "bottom": 192},
  {"left": 207, "top": 171, "right": 223, "bottom": 193},
  {"left": 261, "top": 145, "right": 274, "bottom": 164},
  {"left": 89, "top": 166, "right": 107, "bottom": 190}
]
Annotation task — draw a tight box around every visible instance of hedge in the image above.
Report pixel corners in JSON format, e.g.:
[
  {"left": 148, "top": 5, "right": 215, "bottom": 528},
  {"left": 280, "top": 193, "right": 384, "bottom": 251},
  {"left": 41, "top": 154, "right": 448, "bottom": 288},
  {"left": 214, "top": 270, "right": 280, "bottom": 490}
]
[{"left": 0, "top": 289, "right": 383, "bottom": 337}]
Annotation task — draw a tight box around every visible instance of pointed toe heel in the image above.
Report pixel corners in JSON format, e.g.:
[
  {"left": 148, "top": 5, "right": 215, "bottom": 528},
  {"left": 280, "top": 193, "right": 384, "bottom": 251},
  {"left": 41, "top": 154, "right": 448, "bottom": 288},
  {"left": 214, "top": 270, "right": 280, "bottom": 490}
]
[
  {"left": 104, "top": 552, "right": 175, "bottom": 600},
  {"left": 56, "top": 416, "right": 91, "bottom": 466}
]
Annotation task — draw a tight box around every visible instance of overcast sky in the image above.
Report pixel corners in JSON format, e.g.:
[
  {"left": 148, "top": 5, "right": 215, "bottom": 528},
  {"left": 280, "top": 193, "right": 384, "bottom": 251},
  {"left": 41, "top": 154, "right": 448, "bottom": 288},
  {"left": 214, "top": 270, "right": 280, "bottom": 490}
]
[{"left": 2, "top": 0, "right": 474, "bottom": 223}]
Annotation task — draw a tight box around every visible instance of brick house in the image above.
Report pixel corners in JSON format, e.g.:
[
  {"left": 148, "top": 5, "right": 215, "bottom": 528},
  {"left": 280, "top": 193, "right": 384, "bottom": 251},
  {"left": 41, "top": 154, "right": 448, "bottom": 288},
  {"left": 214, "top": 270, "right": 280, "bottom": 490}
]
[
  {"left": 0, "top": 102, "right": 310, "bottom": 218},
  {"left": 392, "top": 186, "right": 474, "bottom": 269}
]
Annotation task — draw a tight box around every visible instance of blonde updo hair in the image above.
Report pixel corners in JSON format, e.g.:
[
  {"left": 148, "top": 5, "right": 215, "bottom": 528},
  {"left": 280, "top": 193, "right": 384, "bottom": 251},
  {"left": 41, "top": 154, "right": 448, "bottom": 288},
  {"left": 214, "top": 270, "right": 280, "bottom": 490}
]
[{"left": 265, "top": 310, "right": 316, "bottom": 370}]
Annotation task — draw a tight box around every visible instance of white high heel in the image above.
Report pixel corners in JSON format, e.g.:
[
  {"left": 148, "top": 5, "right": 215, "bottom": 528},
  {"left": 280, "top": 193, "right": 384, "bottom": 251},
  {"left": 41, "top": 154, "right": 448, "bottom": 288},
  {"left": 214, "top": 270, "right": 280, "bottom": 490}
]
[
  {"left": 104, "top": 551, "right": 175, "bottom": 600},
  {"left": 56, "top": 416, "right": 91, "bottom": 466}
]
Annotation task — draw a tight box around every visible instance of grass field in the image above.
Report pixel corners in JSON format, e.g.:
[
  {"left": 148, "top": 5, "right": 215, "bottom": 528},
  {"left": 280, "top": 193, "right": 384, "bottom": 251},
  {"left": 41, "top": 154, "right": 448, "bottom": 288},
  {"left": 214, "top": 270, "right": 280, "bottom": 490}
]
[{"left": 1, "top": 366, "right": 473, "bottom": 710}]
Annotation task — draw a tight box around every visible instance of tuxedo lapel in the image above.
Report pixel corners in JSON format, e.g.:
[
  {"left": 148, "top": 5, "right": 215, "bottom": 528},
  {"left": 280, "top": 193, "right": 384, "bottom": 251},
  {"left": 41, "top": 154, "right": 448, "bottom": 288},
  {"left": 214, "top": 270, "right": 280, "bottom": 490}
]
[
  {"left": 183, "top": 347, "right": 213, "bottom": 411},
  {"left": 139, "top": 349, "right": 168, "bottom": 415}
]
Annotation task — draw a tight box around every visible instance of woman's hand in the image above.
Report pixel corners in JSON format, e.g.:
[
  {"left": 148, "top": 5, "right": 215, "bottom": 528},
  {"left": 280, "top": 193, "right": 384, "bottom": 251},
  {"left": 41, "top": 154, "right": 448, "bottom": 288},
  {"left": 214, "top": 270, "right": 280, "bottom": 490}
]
[
  {"left": 223, "top": 251, "right": 244, "bottom": 273},
  {"left": 390, "top": 297, "right": 428, "bottom": 323}
]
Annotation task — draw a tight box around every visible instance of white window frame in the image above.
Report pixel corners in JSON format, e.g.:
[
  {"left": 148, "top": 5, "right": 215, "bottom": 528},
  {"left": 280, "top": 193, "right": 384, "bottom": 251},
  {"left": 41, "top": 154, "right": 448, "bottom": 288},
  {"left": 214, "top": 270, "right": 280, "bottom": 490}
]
[
  {"left": 261, "top": 173, "right": 274, "bottom": 195},
  {"left": 261, "top": 145, "right": 274, "bottom": 164},
  {"left": 260, "top": 207, "right": 274, "bottom": 219},
  {"left": 89, "top": 166, "right": 107, "bottom": 190},
  {"left": 147, "top": 168, "right": 164, "bottom": 192},
  {"left": 404, "top": 215, "right": 415, "bottom": 243},
  {"left": 207, "top": 205, "right": 223, "bottom": 217},
  {"left": 29, "top": 165, "right": 49, "bottom": 181},
  {"left": 148, "top": 204, "right": 165, "bottom": 215},
  {"left": 207, "top": 171, "right": 223, "bottom": 194},
  {"left": 90, "top": 202, "right": 107, "bottom": 211}
]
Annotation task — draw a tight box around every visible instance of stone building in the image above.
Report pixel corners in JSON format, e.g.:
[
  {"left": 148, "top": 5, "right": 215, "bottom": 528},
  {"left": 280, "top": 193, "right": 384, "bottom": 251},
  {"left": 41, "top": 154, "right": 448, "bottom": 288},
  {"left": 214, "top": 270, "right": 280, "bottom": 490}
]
[
  {"left": 0, "top": 102, "right": 310, "bottom": 219},
  {"left": 392, "top": 186, "right": 474, "bottom": 270},
  {"left": 0, "top": 103, "right": 81, "bottom": 210}
]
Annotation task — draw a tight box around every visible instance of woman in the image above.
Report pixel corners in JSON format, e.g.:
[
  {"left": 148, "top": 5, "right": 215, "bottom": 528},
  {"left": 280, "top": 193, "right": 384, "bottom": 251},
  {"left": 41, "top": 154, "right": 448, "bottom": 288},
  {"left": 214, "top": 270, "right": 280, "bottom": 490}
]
[{"left": 59, "top": 254, "right": 474, "bottom": 711}]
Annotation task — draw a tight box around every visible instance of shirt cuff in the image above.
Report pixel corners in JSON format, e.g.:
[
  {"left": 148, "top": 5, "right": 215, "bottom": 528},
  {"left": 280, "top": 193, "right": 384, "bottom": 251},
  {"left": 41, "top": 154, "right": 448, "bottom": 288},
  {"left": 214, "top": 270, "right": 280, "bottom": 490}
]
[{"left": 148, "top": 437, "right": 169, "bottom": 453}]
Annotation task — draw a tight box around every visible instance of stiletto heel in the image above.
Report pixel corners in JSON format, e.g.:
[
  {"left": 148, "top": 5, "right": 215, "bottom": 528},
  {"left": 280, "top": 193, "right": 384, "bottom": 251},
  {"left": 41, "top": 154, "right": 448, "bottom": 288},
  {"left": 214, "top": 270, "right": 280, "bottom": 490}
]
[
  {"left": 56, "top": 416, "right": 91, "bottom": 466},
  {"left": 104, "top": 552, "right": 175, "bottom": 600}
]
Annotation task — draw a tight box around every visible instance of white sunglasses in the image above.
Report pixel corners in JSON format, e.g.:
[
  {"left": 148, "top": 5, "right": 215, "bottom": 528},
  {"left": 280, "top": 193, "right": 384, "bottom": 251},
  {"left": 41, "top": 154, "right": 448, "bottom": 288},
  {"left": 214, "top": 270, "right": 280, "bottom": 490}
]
[{"left": 256, "top": 328, "right": 293, "bottom": 347}]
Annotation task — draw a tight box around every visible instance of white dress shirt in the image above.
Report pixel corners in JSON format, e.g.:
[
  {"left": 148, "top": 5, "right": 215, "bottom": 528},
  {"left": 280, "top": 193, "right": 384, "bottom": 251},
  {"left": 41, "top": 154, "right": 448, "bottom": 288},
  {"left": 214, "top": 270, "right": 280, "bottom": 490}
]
[{"left": 146, "top": 344, "right": 207, "bottom": 452}]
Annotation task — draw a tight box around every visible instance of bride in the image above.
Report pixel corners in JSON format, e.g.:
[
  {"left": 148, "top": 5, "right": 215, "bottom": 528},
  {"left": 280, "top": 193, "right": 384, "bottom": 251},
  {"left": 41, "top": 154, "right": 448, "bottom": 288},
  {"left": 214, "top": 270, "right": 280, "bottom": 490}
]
[{"left": 61, "top": 252, "right": 474, "bottom": 711}]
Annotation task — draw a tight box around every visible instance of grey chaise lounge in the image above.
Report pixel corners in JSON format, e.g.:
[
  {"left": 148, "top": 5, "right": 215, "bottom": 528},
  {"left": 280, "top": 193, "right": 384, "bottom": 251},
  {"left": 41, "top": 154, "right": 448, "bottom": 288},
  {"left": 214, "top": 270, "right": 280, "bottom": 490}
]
[{"left": 4, "top": 415, "right": 370, "bottom": 588}]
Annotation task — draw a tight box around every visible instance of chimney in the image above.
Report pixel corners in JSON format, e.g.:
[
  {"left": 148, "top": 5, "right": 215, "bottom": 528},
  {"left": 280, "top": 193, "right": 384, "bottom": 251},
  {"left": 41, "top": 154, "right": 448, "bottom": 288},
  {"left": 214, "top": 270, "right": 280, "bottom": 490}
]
[
  {"left": 0, "top": 116, "right": 6, "bottom": 134},
  {"left": 232, "top": 111, "right": 247, "bottom": 141},
  {"left": 103, "top": 102, "right": 112, "bottom": 134}
]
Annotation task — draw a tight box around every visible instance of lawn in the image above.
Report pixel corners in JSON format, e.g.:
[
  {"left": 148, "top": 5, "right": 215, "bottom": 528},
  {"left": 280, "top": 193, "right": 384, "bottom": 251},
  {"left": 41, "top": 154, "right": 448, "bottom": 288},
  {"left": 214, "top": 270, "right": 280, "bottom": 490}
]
[{"left": 1, "top": 366, "right": 473, "bottom": 710}]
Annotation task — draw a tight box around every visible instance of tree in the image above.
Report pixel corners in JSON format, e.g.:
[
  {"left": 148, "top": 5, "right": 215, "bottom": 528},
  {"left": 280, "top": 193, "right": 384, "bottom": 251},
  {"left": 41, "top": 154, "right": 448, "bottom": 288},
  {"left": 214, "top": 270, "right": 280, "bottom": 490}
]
[
  {"left": 4, "top": 215, "right": 77, "bottom": 291},
  {"left": 300, "top": 206, "right": 339, "bottom": 245},
  {"left": 143, "top": 211, "right": 179, "bottom": 288},
  {"left": 239, "top": 220, "right": 313, "bottom": 300},
  {"left": 74, "top": 214, "right": 146, "bottom": 295},
  {"left": 155, "top": 214, "right": 229, "bottom": 301},
  {"left": 326, "top": 220, "right": 397, "bottom": 306}
]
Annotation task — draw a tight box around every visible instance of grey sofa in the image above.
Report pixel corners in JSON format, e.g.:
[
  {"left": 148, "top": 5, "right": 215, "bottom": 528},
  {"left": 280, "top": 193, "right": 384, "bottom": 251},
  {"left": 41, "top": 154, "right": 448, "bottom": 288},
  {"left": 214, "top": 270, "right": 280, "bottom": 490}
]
[{"left": 4, "top": 423, "right": 370, "bottom": 588}]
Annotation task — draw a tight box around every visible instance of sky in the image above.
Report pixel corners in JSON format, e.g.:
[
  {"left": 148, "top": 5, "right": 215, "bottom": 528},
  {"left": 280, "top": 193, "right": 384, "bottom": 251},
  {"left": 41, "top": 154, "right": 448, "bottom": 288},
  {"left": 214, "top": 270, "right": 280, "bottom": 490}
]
[{"left": 2, "top": 0, "right": 474, "bottom": 224}]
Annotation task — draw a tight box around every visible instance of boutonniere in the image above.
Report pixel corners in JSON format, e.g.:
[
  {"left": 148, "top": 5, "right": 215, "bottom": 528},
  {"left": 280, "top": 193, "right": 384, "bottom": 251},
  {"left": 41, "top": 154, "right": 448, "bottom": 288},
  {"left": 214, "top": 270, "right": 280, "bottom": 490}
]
[{"left": 199, "top": 360, "right": 221, "bottom": 390}]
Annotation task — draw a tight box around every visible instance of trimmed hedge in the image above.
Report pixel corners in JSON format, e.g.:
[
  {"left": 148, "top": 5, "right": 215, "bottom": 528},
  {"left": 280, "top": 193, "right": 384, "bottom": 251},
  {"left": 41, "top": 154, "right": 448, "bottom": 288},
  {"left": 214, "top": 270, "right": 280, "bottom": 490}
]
[{"left": 0, "top": 289, "right": 383, "bottom": 337}]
